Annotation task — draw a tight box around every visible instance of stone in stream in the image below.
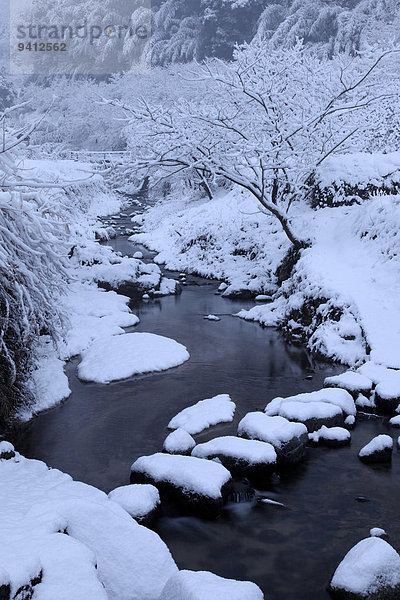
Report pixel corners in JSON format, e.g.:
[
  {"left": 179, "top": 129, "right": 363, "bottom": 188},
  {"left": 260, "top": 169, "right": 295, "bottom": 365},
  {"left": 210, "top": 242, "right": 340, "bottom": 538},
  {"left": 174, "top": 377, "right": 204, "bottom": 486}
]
[
  {"left": 151, "top": 278, "right": 182, "bottom": 297},
  {"left": 265, "top": 399, "right": 344, "bottom": 433},
  {"left": 160, "top": 570, "right": 264, "bottom": 600},
  {"left": 358, "top": 435, "right": 393, "bottom": 464},
  {"left": 308, "top": 426, "right": 351, "bottom": 448},
  {"left": 130, "top": 453, "right": 232, "bottom": 519},
  {"left": 324, "top": 371, "right": 373, "bottom": 399},
  {"left": 389, "top": 415, "right": 400, "bottom": 428},
  {"left": 265, "top": 388, "right": 356, "bottom": 420},
  {"left": 375, "top": 373, "right": 400, "bottom": 415},
  {"left": 191, "top": 436, "right": 277, "bottom": 484},
  {"left": 108, "top": 484, "right": 161, "bottom": 526},
  {"left": 0, "top": 442, "right": 15, "bottom": 460},
  {"left": 163, "top": 429, "right": 196, "bottom": 456},
  {"left": 329, "top": 537, "right": 400, "bottom": 600},
  {"left": 238, "top": 413, "right": 308, "bottom": 466}
]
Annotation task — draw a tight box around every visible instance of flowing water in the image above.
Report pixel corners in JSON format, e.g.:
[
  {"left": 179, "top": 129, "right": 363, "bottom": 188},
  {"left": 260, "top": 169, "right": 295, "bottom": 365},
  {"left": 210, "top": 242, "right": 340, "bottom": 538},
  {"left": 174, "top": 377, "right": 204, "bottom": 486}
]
[{"left": 15, "top": 209, "right": 400, "bottom": 600}]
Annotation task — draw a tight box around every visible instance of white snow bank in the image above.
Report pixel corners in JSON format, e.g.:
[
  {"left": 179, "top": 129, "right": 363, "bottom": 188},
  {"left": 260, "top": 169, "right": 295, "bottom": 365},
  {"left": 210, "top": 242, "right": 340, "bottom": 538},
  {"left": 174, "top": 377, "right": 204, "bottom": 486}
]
[
  {"left": 108, "top": 484, "right": 160, "bottom": 520},
  {"left": 357, "top": 362, "right": 397, "bottom": 385},
  {"left": 359, "top": 435, "right": 393, "bottom": 457},
  {"left": 330, "top": 537, "right": 400, "bottom": 596},
  {"left": 308, "top": 426, "right": 351, "bottom": 444},
  {"left": 317, "top": 152, "right": 400, "bottom": 188},
  {"left": 163, "top": 429, "right": 196, "bottom": 454},
  {"left": 0, "top": 451, "right": 177, "bottom": 600},
  {"left": 238, "top": 413, "right": 307, "bottom": 447},
  {"left": 192, "top": 436, "right": 277, "bottom": 465},
  {"left": 168, "top": 394, "right": 236, "bottom": 435},
  {"left": 23, "top": 337, "right": 71, "bottom": 419},
  {"left": 324, "top": 371, "right": 373, "bottom": 394},
  {"left": 265, "top": 388, "right": 356, "bottom": 417},
  {"left": 130, "top": 453, "right": 231, "bottom": 499},
  {"left": 78, "top": 333, "right": 190, "bottom": 383},
  {"left": 160, "top": 570, "right": 264, "bottom": 600}
]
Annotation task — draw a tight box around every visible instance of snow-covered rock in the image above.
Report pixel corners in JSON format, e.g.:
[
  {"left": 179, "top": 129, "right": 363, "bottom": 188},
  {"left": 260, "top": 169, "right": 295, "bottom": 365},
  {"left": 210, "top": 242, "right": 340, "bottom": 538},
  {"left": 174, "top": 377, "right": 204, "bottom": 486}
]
[
  {"left": 255, "top": 295, "right": 272, "bottom": 302},
  {"left": 168, "top": 394, "right": 236, "bottom": 435},
  {"left": 203, "top": 314, "right": 221, "bottom": 321},
  {"left": 370, "top": 528, "right": 386, "bottom": 538},
  {"left": 130, "top": 453, "right": 232, "bottom": 519},
  {"left": 238, "top": 413, "right": 308, "bottom": 465},
  {"left": 308, "top": 426, "right": 351, "bottom": 448},
  {"left": 0, "top": 450, "right": 177, "bottom": 600},
  {"left": 77, "top": 333, "right": 190, "bottom": 384},
  {"left": 108, "top": 484, "right": 160, "bottom": 525},
  {"left": 133, "top": 251, "right": 144, "bottom": 259},
  {"left": 389, "top": 415, "right": 400, "bottom": 428},
  {"left": 375, "top": 371, "right": 400, "bottom": 414},
  {"left": 324, "top": 371, "right": 373, "bottom": 397},
  {"left": 329, "top": 537, "right": 400, "bottom": 599},
  {"left": 0, "top": 441, "right": 15, "bottom": 460},
  {"left": 191, "top": 436, "right": 277, "bottom": 481},
  {"left": 356, "top": 393, "right": 377, "bottom": 413},
  {"left": 345, "top": 415, "right": 356, "bottom": 429},
  {"left": 265, "top": 388, "right": 356, "bottom": 418},
  {"left": 152, "top": 278, "right": 182, "bottom": 297},
  {"left": 358, "top": 435, "right": 393, "bottom": 464},
  {"left": 218, "top": 283, "right": 228, "bottom": 292},
  {"left": 160, "top": 570, "right": 264, "bottom": 600},
  {"left": 265, "top": 399, "right": 343, "bottom": 432},
  {"left": 163, "top": 429, "right": 196, "bottom": 455}
]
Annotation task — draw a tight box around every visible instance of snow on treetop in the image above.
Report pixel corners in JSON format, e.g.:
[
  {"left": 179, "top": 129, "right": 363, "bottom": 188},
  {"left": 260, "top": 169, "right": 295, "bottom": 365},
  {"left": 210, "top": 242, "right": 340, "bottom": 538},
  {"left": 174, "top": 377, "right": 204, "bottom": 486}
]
[
  {"left": 238, "top": 413, "right": 307, "bottom": 447},
  {"left": 130, "top": 453, "right": 232, "bottom": 499},
  {"left": 191, "top": 436, "right": 277, "bottom": 465},
  {"left": 266, "top": 388, "right": 356, "bottom": 417},
  {"left": 330, "top": 537, "right": 400, "bottom": 596},
  {"left": 359, "top": 435, "right": 393, "bottom": 457},
  {"left": 160, "top": 570, "right": 264, "bottom": 600},
  {"left": 316, "top": 152, "right": 400, "bottom": 189},
  {"left": 77, "top": 332, "right": 190, "bottom": 384},
  {"left": 168, "top": 394, "right": 236, "bottom": 435}
]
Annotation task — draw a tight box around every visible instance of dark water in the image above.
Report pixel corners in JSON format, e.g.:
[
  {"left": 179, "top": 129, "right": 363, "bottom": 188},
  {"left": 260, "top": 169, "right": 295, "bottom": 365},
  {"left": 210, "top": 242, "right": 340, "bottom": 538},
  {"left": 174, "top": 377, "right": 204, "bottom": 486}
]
[{"left": 15, "top": 212, "right": 400, "bottom": 600}]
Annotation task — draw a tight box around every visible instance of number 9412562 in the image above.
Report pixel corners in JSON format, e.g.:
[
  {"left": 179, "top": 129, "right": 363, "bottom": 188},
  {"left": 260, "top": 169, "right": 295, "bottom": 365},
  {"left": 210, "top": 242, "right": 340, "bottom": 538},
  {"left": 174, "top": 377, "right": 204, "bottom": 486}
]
[{"left": 18, "top": 42, "right": 67, "bottom": 51}]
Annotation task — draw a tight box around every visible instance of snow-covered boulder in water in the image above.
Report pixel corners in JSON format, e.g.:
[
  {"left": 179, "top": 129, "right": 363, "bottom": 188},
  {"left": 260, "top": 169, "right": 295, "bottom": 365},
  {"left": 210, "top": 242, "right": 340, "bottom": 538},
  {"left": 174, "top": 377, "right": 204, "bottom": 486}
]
[
  {"left": 238, "top": 413, "right": 308, "bottom": 465},
  {"left": 329, "top": 537, "right": 400, "bottom": 599},
  {"left": 152, "top": 278, "right": 182, "bottom": 297},
  {"left": 160, "top": 570, "right": 264, "bottom": 600},
  {"left": 78, "top": 333, "right": 190, "bottom": 383},
  {"left": 324, "top": 371, "right": 373, "bottom": 398},
  {"left": 168, "top": 394, "right": 236, "bottom": 435},
  {"left": 358, "top": 435, "right": 393, "bottom": 464},
  {"left": 266, "top": 388, "right": 356, "bottom": 419},
  {"left": 265, "top": 399, "right": 343, "bottom": 432},
  {"left": 375, "top": 371, "right": 400, "bottom": 415},
  {"left": 389, "top": 415, "right": 400, "bottom": 428},
  {"left": 163, "top": 429, "right": 196, "bottom": 455},
  {"left": 308, "top": 426, "right": 351, "bottom": 448},
  {"left": 0, "top": 441, "right": 15, "bottom": 460},
  {"left": 130, "top": 453, "right": 232, "bottom": 519},
  {"left": 192, "top": 436, "right": 277, "bottom": 483},
  {"left": 108, "top": 484, "right": 160, "bottom": 525}
]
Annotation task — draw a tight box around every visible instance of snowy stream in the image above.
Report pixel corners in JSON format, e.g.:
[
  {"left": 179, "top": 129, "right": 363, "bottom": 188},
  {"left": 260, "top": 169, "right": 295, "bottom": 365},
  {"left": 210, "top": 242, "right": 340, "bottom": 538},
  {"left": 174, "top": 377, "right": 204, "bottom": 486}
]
[{"left": 15, "top": 210, "right": 400, "bottom": 600}]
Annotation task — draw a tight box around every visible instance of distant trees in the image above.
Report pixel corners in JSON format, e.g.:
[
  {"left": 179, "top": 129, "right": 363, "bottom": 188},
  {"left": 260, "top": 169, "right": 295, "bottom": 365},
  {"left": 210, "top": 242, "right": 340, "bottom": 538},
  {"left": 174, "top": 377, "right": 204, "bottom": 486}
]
[{"left": 113, "top": 43, "right": 396, "bottom": 249}]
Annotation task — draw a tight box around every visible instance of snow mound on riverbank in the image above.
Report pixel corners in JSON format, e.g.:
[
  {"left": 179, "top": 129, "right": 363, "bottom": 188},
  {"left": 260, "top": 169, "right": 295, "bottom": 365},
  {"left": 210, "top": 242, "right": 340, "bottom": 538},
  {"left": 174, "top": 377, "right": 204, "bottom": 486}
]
[
  {"left": 130, "top": 453, "right": 231, "bottom": 499},
  {"left": 168, "top": 394, "right": 236, "bottom": 435},
  {"left": 78, "top": 333, "right": 190, "bottom": 383},
  {"left": 160, "top": 570, "right": 264, "bottom": 600},
  {"left": 0, "top": 449, "right": 177, "bottom": 600},
  {"left": 330, "top": 537, "right": 400, "bottom": 597}
]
